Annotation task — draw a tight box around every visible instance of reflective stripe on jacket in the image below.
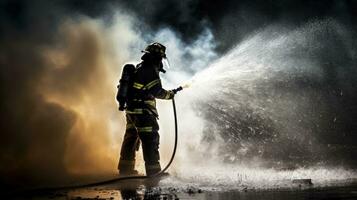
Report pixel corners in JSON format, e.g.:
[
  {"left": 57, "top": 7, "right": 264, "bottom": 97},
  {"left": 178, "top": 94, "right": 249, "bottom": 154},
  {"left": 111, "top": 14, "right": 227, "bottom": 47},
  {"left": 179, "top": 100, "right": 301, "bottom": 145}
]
[{"left": 126, "top": 62, "right": 173, "bottom": 115}]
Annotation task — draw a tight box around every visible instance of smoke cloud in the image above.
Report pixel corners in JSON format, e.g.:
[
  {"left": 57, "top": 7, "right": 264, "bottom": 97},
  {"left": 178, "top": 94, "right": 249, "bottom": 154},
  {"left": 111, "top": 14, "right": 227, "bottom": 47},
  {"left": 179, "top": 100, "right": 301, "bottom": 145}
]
[
  {"left": 0, "top": 2, "right": 216, "bottom": 188},
  {"left": 0, "top": 2, "right": 142, "bottom": 187},
  {"left": 0, "top": 16, "right": 120, "bottom": 188}
]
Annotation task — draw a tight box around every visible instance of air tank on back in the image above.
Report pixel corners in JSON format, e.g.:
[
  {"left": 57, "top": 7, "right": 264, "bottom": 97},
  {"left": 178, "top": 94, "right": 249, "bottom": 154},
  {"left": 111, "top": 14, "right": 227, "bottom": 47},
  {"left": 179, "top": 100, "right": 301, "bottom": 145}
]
[{"left": 117, "top": 64, "right": 135, "bottom": 111}]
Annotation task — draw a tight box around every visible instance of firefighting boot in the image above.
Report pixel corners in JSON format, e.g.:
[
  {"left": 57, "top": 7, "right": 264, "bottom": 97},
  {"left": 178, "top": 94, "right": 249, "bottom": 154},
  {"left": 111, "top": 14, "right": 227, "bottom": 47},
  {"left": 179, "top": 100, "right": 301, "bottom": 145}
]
[
  {"left": 145, "top": 163, "right": 162, "bottom": 176},
  {"left": 118, "top": 160, "right": 139, "bottom": 176}
]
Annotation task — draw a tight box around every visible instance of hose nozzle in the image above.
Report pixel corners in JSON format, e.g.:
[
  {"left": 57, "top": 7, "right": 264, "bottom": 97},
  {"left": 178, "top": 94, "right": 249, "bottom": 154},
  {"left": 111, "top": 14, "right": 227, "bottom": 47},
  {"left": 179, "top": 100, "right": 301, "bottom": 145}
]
[
  {"left": 172, "top": 81, "right": 191, "bottom": 94},
  {"left": 172, "top": 86, "right": 183, "bottom": 94}
]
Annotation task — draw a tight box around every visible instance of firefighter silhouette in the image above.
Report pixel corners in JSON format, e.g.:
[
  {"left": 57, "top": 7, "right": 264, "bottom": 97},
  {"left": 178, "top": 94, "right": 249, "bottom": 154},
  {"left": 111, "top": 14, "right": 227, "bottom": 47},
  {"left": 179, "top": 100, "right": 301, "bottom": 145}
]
[{"left": 116, "top": 42, "right": 175, "bottom": 175}]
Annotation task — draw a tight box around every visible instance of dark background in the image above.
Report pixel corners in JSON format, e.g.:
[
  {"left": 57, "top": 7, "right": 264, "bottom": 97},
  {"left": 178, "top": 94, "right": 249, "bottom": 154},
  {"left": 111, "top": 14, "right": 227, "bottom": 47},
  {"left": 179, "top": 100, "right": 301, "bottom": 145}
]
[{"left": 1, "top": 0, "right": 357, "bottom": 51}]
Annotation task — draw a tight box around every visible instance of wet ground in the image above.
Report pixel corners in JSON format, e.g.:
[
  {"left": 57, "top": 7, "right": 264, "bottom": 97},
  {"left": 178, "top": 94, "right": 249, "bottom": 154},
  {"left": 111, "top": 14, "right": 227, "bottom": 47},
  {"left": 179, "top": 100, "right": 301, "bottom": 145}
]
[{"left": 5, "top": 177, "right": 357, "bottom": 200}]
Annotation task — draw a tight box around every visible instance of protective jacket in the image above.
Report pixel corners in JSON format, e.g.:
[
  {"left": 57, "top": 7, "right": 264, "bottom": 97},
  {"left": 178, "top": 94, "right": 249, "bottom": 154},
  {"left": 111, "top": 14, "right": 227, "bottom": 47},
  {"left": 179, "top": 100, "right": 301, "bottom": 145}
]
[{"left": 126, "top": 61, "right": 174, "bottom": 117}]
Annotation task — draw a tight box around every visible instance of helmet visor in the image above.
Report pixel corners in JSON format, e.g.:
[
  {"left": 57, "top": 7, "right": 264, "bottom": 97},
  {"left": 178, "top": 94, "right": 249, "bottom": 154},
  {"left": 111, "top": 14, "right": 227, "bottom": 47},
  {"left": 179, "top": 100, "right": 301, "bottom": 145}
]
[{"left": 162, "top": 57, "right": 171, "bottom": 70}]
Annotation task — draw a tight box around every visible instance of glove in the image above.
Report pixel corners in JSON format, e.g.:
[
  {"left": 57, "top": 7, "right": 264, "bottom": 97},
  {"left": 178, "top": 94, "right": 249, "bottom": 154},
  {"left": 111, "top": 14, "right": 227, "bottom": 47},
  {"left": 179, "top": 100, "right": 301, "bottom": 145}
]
[{"left": 167, "top": 90, "right": 175, "bottom": 99}]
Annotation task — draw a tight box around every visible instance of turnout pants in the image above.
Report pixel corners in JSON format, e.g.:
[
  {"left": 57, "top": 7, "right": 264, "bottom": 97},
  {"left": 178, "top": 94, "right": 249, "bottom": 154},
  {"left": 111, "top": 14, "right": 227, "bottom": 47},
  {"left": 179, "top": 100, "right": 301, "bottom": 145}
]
[{"left": 118, "top": 113, "right": 161, "bottom": 175}]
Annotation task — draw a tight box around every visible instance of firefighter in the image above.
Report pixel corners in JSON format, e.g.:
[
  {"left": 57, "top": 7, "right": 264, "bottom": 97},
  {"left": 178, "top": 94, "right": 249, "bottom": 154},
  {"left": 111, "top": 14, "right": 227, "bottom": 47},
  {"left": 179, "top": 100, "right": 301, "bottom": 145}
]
[{"left": 117, "top": 42, "right": 175, "bottom": 176}]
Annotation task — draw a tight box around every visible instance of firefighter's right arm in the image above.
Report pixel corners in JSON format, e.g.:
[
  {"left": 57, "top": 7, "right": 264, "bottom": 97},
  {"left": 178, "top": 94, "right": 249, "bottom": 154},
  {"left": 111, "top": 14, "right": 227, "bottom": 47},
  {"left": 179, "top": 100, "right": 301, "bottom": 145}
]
[{"left": 146, "top": 78, "right": 174, "bottom": 99}]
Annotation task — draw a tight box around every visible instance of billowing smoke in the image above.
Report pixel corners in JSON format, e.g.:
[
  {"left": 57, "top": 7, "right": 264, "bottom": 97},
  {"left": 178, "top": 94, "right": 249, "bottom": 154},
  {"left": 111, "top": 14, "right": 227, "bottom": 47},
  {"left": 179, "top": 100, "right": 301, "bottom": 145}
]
[
  {"left": 0, "top": 3, "right": 216, "bottom": 188},
  {"left": 0, "top": 3, "right": 138, "bottom": 187},
  {"left": 0, "top": 16, "right": 123, "bottom": 187}
]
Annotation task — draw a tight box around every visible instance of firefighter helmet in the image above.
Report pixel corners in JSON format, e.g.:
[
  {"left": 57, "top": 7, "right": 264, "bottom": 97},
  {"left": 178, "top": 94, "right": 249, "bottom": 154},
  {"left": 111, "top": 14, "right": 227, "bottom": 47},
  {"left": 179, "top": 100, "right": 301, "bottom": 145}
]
[{"left": 142, "top": 42, "right": 166, "bottom": 58}]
